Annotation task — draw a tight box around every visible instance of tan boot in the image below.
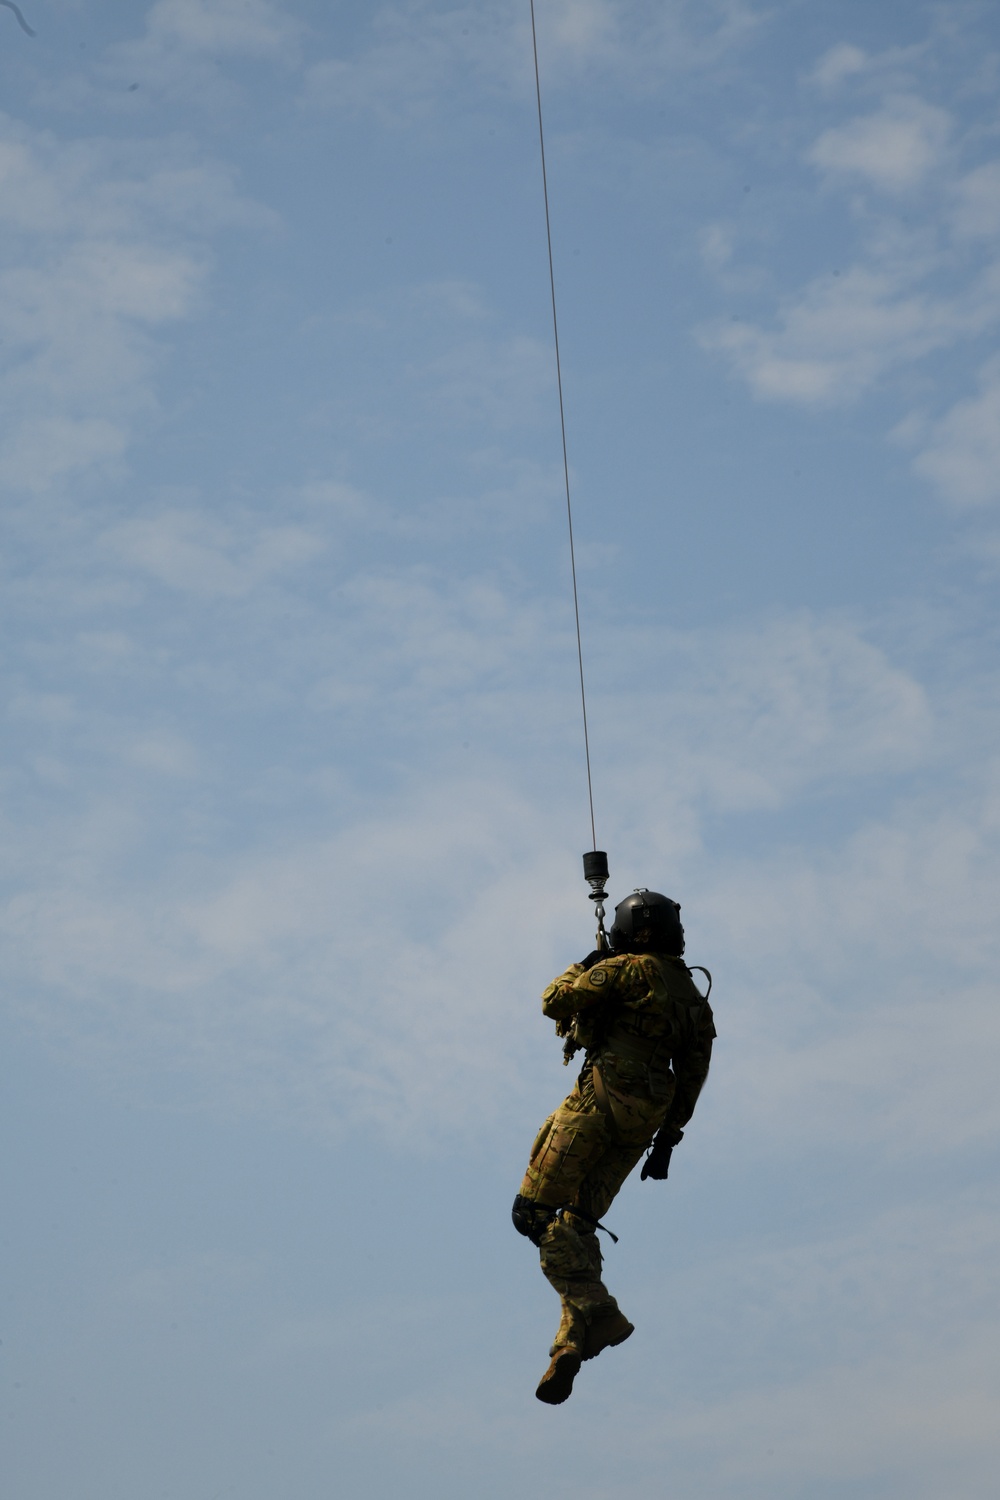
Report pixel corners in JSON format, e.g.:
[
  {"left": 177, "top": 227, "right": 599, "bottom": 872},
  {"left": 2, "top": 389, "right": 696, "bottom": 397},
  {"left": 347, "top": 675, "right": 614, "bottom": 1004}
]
[
  {"left": 535, "top": 1346, "right": 582, "bottom": 1404},
  {"left": 582, "top": 1306, "right": 634, "bottom": 1362}
]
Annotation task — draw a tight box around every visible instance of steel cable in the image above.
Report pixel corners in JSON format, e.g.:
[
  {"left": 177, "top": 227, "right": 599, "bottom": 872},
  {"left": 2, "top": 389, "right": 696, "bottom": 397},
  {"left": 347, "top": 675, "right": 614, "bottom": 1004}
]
[{"left": 529, "top": 0, "right": 598, "bottom": 852}]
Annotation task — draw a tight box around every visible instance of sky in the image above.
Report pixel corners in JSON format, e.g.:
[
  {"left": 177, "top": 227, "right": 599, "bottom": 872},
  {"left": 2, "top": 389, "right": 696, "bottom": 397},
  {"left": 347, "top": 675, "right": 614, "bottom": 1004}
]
[{"left": 2, "top": 1, "right": 999, "bottom": 1496}]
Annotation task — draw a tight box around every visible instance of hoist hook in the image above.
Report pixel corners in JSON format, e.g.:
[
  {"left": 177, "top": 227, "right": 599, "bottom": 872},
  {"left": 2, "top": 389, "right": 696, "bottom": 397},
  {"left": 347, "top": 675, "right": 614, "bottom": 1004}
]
[{"left": 583, "top": 849, "right": 611, "bottom": 952}]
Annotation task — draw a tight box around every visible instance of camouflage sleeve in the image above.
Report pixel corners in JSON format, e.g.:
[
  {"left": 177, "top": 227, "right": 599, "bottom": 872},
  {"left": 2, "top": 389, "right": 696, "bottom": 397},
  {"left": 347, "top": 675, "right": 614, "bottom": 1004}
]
[
  {"left": 540, "top": 963, "right": 587, "bottom": 1020},
  {"left": 662, "top": 1003, "right": 717, "bottom": 1131},
  {"left": 540, "top": 956, "right": 628, "bottom": 1020}
]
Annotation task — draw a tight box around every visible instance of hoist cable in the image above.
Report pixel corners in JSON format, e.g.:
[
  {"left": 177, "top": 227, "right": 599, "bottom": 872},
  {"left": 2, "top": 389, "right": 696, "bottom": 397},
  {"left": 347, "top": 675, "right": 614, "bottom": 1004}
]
[{"left": 529, "top": 0, "right": 598, "bottom": 852}]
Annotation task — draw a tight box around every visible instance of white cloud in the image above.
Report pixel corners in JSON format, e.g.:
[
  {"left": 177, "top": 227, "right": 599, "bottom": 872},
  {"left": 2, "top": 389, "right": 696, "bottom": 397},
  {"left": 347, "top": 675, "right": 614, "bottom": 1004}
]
[
  {"left": 700, "top": 264, "right": 998, "bottom": 406},
  {"left": 302, "top": 0, "right": 765, "bottom": 123},
  {"left": 106, "top": 508, "right": 326, "bottom": 597},
  {"left": 141, "top": 0, "right": 299, "bottom": 58},
  {"left": 35, "top": 0, "right": 304, "bottom": 114},
  {"left": 804, "top": 37, "right": 930, "bottom": 97},
  {"left": 0, "top": 415, "right": 128, "bottom": 492},
  {"left": 702, "top": 48, "right": 1000, "bottom": 429},
  {"left": 538, "top": 0, "right": 767, "bottom": 77},
  {"left": 8, "top": 691, "right": 77, "bottom": 726},
  {"left": 316, "top": 1191, "right": 1000, "bottom": 1493},
  {"left": 0, "top": 132, "right": 271, "bottom": 238},
  {"left": 0, "top": 776, "right": 574, "bottom": 1136},
  {"left": 415, "top": 333, "right": 553, "bottom": 431},
  {"left": 125, "top": 732, "right": 200, "bottom": 777},
  {"left": 604, "top": 615, "right": 932, "bottom": 825},
  {"left": 699, "top": 222, "right": 735, "bottom": 271},
  {"left": 3, "top": 590, "right": 972, "bottom": 1154},
  {"left": 1, "top": 10, "right": 996, "bottom": 1180},
  {"left": 301, "top": 3, "right": 522, "bottom": 124},
  {"left": 951, "top": 159, "right": 1000, "bottom": 240},
  {"left": 0, "top": 118, "right": 264, "bottom": 495},
  {"left": 702, "top": 847, "right": 1000, "bottom": 1157},
  {"left": 808, "top": 42, "right": 870, "bottom": 93},
  {"left": 110, "top": 0, "right": 302, "bottom": 96},
  {"left": 0, "top": 228, "right": 202, "bottom": 387},
  {"left": 910, "top": 362, "right": 1000, "bottom": 506},
  {"left": 634, "top": 1318, "right": 1000, "bottom": 1497},
  {"left": 808, "top": 95, "right": 952, "bottom": 192}
]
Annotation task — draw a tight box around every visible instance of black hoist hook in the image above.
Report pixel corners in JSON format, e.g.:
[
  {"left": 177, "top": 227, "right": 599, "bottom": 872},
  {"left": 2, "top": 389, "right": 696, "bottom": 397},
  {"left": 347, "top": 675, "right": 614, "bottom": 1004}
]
[
  {"left": 583, "top": 849, "right": 611, "bottom": 952},
  {"left": 560, "top": 849, "right": 613, "bottom": 1068}
]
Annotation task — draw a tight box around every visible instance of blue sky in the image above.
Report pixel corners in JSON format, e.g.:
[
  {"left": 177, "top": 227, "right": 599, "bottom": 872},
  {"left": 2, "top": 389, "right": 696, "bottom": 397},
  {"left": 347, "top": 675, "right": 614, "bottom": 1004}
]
[{"left": 2, "top": 2, "right": 1000, "bottom": 1496}]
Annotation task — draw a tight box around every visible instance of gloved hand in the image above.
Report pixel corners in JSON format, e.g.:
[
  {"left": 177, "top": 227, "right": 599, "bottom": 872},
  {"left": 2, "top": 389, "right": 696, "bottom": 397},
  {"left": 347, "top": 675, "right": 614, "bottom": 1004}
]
[{"left": 640, "top": 1124, "right": 684, "bottom": 1181}]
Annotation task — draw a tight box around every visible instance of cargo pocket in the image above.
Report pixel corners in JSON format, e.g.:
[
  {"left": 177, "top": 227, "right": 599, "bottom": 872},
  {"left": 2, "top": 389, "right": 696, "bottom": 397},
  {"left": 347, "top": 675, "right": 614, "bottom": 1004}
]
[
  {"left": 527, "top": 1105, "right": 609, "bottom": 1204},
  {"left": 528, "top": 1114, "right": 555, "bottom": 1165}
]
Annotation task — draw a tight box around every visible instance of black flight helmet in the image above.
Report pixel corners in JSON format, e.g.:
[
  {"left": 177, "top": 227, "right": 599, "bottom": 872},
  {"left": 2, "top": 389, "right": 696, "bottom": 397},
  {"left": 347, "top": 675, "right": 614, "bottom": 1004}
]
[{"left": 610, "top": 889, "right": 684, "bottom": 955}]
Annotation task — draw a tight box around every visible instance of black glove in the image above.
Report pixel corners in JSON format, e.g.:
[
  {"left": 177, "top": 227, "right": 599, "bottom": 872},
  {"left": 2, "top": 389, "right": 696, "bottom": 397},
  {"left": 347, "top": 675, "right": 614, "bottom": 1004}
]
[{"left": 640, "top": 1125, "right": 684, "bottom": 1181}]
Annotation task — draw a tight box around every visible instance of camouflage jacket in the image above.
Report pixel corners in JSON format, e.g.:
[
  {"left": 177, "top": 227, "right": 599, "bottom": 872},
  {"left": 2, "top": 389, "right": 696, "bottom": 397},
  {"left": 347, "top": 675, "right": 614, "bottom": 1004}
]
[{"left": 541, "top": 952, "right": 716, "bottom": 1132}]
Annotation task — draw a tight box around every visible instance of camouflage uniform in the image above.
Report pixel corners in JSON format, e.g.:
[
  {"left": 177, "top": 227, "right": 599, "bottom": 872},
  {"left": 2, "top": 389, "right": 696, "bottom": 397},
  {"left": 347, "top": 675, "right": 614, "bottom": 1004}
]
[{"left": 517, "top": 951, "right": 716, "bottom": 1359}]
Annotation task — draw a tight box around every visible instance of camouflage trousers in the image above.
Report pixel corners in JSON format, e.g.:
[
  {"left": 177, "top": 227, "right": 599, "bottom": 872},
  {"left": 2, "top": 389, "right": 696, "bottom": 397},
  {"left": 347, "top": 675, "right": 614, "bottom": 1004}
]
[{"left": 517, "top": 1065, "right": 665, "bottom": 1355}]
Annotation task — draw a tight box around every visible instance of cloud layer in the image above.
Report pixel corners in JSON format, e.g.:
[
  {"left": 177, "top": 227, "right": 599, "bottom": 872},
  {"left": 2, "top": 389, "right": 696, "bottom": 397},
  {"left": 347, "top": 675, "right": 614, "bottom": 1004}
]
[
  {"left": 4, "top": 9, "right": 1000, "bottom": 1500},
  {"left": 698, "top": 24, "right": 1000, "bottom": 519},
  {"left": 0, "top": 116, "right": 266, "bottom": 495}
]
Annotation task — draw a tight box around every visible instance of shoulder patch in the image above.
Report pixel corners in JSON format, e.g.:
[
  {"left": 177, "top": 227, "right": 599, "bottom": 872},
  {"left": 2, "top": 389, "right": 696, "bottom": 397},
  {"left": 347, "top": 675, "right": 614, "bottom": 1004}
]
[{"left": 588, "top": 967, "right": 607, "bottom": 986}]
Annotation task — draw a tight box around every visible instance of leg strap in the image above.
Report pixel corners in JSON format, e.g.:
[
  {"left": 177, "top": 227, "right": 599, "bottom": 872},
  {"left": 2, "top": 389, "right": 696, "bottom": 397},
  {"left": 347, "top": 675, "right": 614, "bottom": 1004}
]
[
  {"left": 513, "top": 1193, "right": 619, "bottom": 1246},
  {"left": 557, "top": 1204, "right": 619, "bottom": 1244}
]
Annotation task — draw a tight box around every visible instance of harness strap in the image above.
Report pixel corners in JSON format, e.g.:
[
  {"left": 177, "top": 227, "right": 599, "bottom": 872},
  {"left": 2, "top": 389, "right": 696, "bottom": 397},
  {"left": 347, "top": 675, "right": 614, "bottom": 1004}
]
[
  {"left": 688, "top": 964, "right": 713, "bottom": 999},
  {"left": 590, "top": 1061, "right": 621, "bottom": 1144},
  {"left": 557, "top": 1204, "right": 619, "bottom": 1244}
]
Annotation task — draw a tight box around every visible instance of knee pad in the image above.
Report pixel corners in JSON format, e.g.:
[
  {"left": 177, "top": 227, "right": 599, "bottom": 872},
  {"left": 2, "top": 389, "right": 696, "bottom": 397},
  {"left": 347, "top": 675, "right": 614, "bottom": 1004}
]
[{"left": 511, "top": 1194, "right": 557, "bottom": 1247}]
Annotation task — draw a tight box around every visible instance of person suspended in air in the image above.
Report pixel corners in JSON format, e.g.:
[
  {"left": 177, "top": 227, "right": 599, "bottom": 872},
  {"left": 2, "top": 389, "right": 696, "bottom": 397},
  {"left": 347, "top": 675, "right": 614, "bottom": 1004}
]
[{"left": 512, "top": 887, "right": 716, "bottom": 1404}]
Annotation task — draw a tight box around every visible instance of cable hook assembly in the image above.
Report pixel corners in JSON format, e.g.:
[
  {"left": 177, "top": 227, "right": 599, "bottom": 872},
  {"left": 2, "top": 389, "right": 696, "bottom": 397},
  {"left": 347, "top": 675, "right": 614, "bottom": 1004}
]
[{"left": 583, "top": 849, "right": 610, "bottom": 951}]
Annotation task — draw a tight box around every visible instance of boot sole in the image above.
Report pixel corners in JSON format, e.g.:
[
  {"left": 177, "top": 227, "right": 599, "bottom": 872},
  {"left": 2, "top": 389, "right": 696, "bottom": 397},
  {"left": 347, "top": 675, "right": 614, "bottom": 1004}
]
[{"left": 535, "top": 1349, "right": 582, "bottom": 1404}]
